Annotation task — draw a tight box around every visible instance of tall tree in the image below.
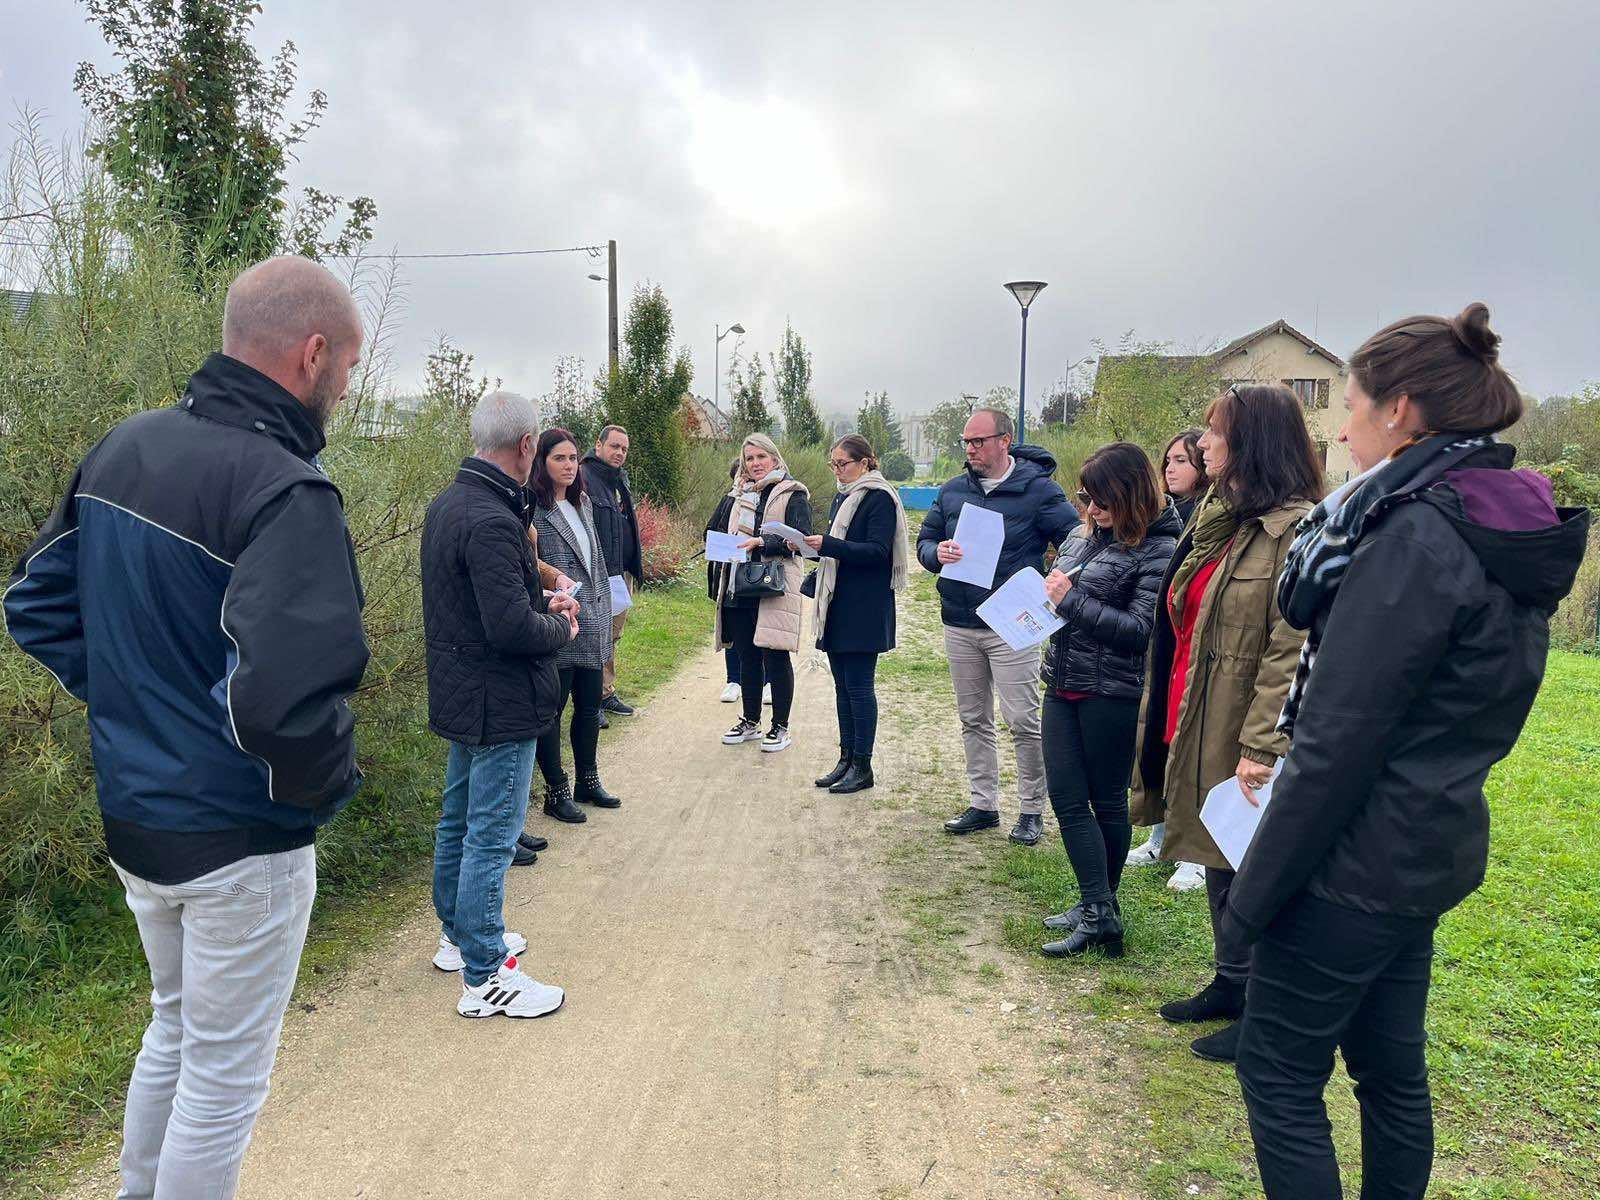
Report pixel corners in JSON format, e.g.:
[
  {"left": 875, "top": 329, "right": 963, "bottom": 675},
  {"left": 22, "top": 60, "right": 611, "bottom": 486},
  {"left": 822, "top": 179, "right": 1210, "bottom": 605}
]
[
  {"left": 541, "top": 354, "right": 605, "bottom": 449},
  {"left": 855, "top": 389, "right": 903, "bottom": 457},
  {"left": 1087, "top": 333, "right": 1218, "bottom": 445},
  {"left": 73, "top": 0, "right": 374, "bottom": 265},
  {"left": 599, "top": 283, "right": 693, "bottom": 503},
  {"left": 727, "top": 343, "right": 772, "bottom": 439},
  {"left": 769, "top": 321, "right": 824, "bottom": 446}
]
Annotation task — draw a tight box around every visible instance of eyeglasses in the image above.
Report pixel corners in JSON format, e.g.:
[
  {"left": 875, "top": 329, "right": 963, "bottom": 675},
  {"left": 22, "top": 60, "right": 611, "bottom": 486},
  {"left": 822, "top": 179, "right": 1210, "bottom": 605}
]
[
  {"left": 828, "top": 458, "right": 859, "bottom": 472},
  {"left": 1075, "top": 488, "right": 1106, "bottom": 508},
  {"left": 961, "top": 433, "right": 1005, "bottom": 450}
]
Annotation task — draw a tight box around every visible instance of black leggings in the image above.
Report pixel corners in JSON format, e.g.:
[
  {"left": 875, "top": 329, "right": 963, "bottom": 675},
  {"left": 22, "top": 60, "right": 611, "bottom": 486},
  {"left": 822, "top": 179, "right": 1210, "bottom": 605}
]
[
  {"left": 1236, "top": 894, "right": 1438, "bottom": 1200},
  {"left": 826, "top": 650, "right": 880, "bottom": 758},
  {"left": 1042, "top": 694, "right": 1138, "bottom": 904},
  {"left": 535, "top": 666, "right": 602, "bottom": 785},
  {"left": 723, "top": 604, "right": 794, "bottom": 726}
]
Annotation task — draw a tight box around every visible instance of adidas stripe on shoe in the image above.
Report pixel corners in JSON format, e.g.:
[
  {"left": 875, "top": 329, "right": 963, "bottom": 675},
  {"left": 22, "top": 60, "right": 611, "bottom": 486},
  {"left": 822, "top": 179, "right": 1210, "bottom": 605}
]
[{"left": 457, "top": 956, "right": 565, "bottom": 1019}]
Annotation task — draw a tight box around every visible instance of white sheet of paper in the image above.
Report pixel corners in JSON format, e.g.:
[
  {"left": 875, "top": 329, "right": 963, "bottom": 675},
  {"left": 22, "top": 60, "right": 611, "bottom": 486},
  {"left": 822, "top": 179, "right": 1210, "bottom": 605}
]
[
  {"left": 1200, "top": 761, "right": 1284, "bottom": 870},
  {"left": 975, "top": 567, "right": 1066, "bottom": 652},
  {"left": 760, "top": 520, "right": 820, "bottom": 558},
  {"left": 705, "top": 531, "right": 749, "bottom": 563},
  {"left": 941, "top": 503, "right": 1005, "bottom": 588},
  {"left": 608, "top": 574, "right": 633, "bottom": 613}
]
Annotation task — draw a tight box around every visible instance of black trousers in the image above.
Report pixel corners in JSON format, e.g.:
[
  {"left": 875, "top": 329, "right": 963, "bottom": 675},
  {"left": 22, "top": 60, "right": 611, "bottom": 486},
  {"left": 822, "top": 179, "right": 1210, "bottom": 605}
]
[
  {"left": 1041, "top": 694, "right": 1138, "bottom": 904},
  {"left": 723, "top": 604, "right": 794, "bottom": 726},
  {"left": 1236, "top": 893, "right": 1438, "bottom": 1200},
  {"left": 826, "top": 650, "right": 880, "bottom": 758},
  {"left": 535, "top": 666, "right": 603, "bottom": 786},
  {"left": 1207, "top": 866, "right": 1254, "bottom": 986}
]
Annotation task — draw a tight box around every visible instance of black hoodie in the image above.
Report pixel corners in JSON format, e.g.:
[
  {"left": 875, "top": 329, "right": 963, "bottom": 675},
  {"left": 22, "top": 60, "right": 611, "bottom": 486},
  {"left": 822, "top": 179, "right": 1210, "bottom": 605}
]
[
  {"left": 1228, "top": 450, "right": 1590, "bottom": 939},
  {"left": 915, "top": 443, "right": 1081, "bottom": 628}
]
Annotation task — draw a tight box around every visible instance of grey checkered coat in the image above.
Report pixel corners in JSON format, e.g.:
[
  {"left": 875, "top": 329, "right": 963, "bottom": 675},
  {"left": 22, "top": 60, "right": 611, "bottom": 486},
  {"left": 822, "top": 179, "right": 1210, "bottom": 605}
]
[{"left": 531, "top": 494, "right": 614, "bottom": 671}]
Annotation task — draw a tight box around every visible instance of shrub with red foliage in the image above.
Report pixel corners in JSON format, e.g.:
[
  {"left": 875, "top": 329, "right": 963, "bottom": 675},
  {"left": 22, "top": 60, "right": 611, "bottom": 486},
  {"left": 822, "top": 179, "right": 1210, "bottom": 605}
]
[{"left": 635, "top": 496, "right": 699, "bottom": 583}]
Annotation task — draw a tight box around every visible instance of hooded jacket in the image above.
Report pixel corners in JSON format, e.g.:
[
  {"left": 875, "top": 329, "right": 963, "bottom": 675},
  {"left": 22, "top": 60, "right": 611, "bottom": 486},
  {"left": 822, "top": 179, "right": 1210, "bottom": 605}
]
[
  {"left": 1042, "top": 503, "right": 1184, "bottom": 700},
  {"left": 915, "top": 444, "right": 1080, "bottom": 628},
  {"left": 1228, "top": 448, "right": 1590, "bottom": 939},
  {"left": 579, "top": 452, "right": 643, "bottom": 581},
  {"left": 3, "top": 353, "right": 369, "bottom": 884}
]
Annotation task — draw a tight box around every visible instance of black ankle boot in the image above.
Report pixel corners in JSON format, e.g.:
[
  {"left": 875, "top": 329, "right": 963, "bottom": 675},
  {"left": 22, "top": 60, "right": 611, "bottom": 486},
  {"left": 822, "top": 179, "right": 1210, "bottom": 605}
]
[
  {"left": 575, "top": 771, "right": 622, "bottom": 808},
  {"left": 1159, "top": 973, "right": 1245, "bottom": 1023},
  {"left": 542, "top": 779, "right": 586, "bottom": 823},
  {"left": 1040, "top": 899, "right": 1124, "bottom": 958},
  {"left": 829, "top": 756, "right": 874, "bottom": 794},
  {"left": 815, "top": 753, "right": 852, "bottom": 788},
  {"left": 1042, "top": 896, "right": 1120, "bottom": 932}
]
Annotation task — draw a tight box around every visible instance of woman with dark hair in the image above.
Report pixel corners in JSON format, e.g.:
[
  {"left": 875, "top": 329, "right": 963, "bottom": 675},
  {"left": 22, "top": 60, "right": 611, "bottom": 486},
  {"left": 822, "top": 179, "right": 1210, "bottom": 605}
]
[
  {"left": 802, "top": 434, "right": 909, "bottom": 794},
  {"left": 1036, "top": 443, "right": 1182, "bottom": 955},
  {"left": 528, "top": 428, "right": 618, "bottom": 823},
  {"left": 712, "top": 433, "right": 812, "bottom": 752},
  {"left": 1128, "top": 383, "right": 1323, "bottom": 1062},
  {"left": 1228, "top": 305, "right": 1588, "bottom": 1199},
  {"left": 1161, "top": 429, "right": 1210, "bottom": 526},
  {"left": 1127, "top": 428, "right": 1213, "bottom": 876}
]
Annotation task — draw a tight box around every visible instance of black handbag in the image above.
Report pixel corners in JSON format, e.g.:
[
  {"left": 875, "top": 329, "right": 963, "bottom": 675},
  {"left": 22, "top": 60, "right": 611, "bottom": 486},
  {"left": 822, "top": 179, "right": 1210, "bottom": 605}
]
[{"left": 732, "top": 558, "right": 787, "bottom": 600}]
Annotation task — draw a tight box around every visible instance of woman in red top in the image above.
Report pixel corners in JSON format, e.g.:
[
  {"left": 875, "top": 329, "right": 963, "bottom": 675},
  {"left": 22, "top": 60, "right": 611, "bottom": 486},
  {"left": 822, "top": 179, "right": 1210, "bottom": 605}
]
[{"left": 1127, "top": 385, "right": 1323, "bottom": 1063}]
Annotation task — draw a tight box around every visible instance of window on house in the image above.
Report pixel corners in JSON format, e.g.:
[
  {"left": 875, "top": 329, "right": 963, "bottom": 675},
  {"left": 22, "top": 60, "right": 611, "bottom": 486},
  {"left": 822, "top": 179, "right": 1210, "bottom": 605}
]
[{"left": 1284, "top": 378, "right": 1331, "bottom": 409}]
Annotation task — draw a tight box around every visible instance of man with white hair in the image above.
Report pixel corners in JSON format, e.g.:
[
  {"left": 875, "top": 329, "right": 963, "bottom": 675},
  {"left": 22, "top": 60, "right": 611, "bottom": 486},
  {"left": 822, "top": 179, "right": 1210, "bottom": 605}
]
[
  {"left": 421, "top": 389, "right": 577, "bottom": 1018},
  {"left": 4, "top": 255, "right": 371, "bottom": 1198}
]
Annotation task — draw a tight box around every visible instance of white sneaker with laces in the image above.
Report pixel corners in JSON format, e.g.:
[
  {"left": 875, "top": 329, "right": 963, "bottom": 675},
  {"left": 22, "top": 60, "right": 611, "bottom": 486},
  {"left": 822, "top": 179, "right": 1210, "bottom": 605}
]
[
  {"left": 1167, "top": 861, "right": 1207, "bottom": 892},
  {"left": 457, "top": 956, "right": 565, "bottom": 1019},
  {"left": 432, "top": 929, "right": 527, "bottom": 973},
  {"left": 723, "top": 717, "right": 762, "bottom": 745},
  {"left": 1125, "top": 840, "right": 1162, "bottom": 867},
  {"left": 761, "top": 725, "right": 792, "bottom": 753},
  {"left": 719, "top": 682, "right": 742, "bottom": 703}
]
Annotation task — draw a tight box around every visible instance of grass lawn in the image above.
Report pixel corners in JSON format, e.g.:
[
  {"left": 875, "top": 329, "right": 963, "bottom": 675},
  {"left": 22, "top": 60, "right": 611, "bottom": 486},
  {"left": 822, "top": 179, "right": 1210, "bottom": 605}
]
[
  {"left": 0, "top": 577, "right": 709, "bottom": 1195},
  {"left": 881, "top": 550, "right": 1599, "bottom": 1198}
]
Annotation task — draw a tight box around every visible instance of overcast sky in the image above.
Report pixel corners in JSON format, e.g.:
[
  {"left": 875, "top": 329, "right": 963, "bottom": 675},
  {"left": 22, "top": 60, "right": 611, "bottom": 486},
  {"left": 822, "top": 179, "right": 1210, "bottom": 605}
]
[{"left": 5, "top": 0, "right": 1598, "bottom": 413}]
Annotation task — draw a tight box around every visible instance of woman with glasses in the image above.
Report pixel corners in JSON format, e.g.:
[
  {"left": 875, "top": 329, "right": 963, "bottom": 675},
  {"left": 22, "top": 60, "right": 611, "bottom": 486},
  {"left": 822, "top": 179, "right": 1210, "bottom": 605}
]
[
  {"left": 801, "top": 435, "right": 910, "bottom": 794},
  {"left": 1129, "top": 384, "right": 1322, "bottom": 1063},
  {"left": 1127, "top": 428, "right": 1213, "bottom": 883},
  {"left": 1037, "top": 444, "right": 1183, "bottom": 956},
  {"left": 713, "top": 433, "right": 812, "bottom": 753}
]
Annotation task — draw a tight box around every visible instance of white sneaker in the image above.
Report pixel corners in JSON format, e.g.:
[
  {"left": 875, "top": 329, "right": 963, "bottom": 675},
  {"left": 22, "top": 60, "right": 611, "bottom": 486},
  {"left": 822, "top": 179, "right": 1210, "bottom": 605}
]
[
  {"left": 761, "top": 725, "right": 792, "bottom": 753},
  {"left": 1125, "top": 839, "right": 1163, "bottom": 867},
  {"left": 1167, "top": 862, "right": 1207, "bottom": 892},
  {"left": 722, "top": 717, "right": 762, "bottom": 745},
  {"left": 763, "top": 683, "right": 773, "bottom": 705},
  {"left": 457, "top": 956, "right": 565, "bottom": 1019},
  {"left": 719, "top": 682, "right": 742, "bottom": 703},
  {"left": 432, "top": 929, "right": 527, "bottom": 973}
]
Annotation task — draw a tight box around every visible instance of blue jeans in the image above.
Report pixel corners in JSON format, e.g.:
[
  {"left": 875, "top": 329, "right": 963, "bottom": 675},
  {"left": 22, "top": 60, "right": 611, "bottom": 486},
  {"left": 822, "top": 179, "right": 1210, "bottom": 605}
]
[
  {"left": 431, "top": 739, "right": 536, "bottom": 986},
  {"left": 826, "top": 650, "right": 880, "bottom": 757}
]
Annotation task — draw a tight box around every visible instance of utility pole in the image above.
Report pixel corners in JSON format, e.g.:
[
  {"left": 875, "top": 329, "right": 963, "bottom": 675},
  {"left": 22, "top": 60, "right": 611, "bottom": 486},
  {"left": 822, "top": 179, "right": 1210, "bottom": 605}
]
[{"left": 607, "top": 239, "right": 619, "bottom": 377}]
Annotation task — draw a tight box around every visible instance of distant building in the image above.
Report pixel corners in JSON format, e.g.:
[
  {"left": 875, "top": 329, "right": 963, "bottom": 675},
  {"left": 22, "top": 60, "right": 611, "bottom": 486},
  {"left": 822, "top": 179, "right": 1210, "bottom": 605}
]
[
  {"left": 902, "top": 412, "right": 933, "bottom": 467},
  {"left": 2, "top": 288, "right": 49, "bottom": 323},
  {"left": 682, "top": 392, "right": 731, "bottom": 440},
  {"left": 352, "top": 392, "right": 428, "bottom": 440},
  {"left": 1096, "top": 318, "right": 1353, "bottom": 483}
]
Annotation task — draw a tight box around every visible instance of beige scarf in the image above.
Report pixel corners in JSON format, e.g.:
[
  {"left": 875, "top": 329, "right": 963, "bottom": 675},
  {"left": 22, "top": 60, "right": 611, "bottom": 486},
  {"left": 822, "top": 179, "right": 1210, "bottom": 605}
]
[{"left": 813, "top": 470, "right": 909, "bottom": 639}]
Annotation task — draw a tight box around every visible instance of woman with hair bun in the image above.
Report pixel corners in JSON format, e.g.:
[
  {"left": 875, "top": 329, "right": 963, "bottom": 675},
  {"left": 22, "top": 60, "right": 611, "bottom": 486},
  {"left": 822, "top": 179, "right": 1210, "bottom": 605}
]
[
  {"left": 802, "top": 434, "right": 909, "bottom": 794},
  {"left": 1228, "top": 304, "right": 1590, "bottom": 1198}
]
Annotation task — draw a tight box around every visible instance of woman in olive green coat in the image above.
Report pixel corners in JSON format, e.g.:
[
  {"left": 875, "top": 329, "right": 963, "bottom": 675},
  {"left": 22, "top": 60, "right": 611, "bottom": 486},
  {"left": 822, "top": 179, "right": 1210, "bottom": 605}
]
[{"left": 1128, "top": 384, "right": 1323, "bottom": 1062}]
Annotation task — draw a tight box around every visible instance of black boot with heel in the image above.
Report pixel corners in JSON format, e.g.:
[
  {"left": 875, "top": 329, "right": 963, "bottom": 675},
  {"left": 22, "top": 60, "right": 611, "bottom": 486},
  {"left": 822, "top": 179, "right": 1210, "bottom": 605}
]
[
  {"left": 830, "top": 756, "right": 874, "bottom": 794},
  {"left": 542, "top": 779, "right": 587, "bottom": 823},
  {"left": 1041, "top": 899, "right": 1125, "bottom": 958},
  {"left": 815, "top": 753, "right": 852, "bottom": 788}
]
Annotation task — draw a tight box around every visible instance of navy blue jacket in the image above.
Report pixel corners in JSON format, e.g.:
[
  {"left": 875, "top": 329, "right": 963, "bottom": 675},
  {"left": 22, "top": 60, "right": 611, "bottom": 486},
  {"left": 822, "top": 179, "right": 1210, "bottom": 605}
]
[
  {"left": 3, "top": 353, "right": 370, "bottom": 884},
  {"left": 816, "top": 487, "right": 897, "bottom": 654},
  {"left": 915, "top": 444, "right": 1080, "bottom": 628}
]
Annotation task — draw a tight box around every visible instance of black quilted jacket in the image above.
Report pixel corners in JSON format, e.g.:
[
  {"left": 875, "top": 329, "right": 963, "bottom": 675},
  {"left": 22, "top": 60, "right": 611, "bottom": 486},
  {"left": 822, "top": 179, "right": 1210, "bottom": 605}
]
[
  {"left": 1042, "top": 503, "right": 1183, "bottom": 700},
  {"left": 422, "top": 458, "right": 573, "bottom": 745}
]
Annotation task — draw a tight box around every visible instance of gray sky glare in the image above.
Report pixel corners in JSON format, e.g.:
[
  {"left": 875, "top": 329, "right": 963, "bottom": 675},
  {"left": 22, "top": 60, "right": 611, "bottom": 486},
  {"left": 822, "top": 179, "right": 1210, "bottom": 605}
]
[{"left": 4, "top": 0, "right": 1597, "bottom": 411}]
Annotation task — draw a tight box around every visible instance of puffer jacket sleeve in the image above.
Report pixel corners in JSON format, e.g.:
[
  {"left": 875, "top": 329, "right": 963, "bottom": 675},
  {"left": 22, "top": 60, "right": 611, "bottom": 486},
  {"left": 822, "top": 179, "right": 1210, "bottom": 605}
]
[
  {"left": 4, "top": 463, "right": 90, "bottom": 701},
  {"left": 466, "top": 516, "right": 571, "bottom": 657},
  {"left": 221, "top": 482, "right": 370, "bottom": 811},
  {"left": 1236, "top": 527, "right": 1310, "bottom": 765},
  {"left": 1229, "top": 525, "right": 1463, "bottom": 941},
  {"left": 1059, "top": 538, "right": 1171, "bottom": 655}
]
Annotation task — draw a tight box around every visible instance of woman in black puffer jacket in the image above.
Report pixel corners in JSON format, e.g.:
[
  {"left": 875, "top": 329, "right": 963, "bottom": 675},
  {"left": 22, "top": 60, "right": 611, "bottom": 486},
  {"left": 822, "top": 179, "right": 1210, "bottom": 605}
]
[{"left": 1038, "top": 443, "right": 1182, "bottom": 957}]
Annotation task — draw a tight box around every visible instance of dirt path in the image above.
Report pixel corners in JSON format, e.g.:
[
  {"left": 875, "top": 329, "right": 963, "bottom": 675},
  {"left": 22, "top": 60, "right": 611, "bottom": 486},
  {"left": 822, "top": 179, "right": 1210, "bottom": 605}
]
[{"left": 63, "top": 619, "right": 1136, "bottom": 1199}]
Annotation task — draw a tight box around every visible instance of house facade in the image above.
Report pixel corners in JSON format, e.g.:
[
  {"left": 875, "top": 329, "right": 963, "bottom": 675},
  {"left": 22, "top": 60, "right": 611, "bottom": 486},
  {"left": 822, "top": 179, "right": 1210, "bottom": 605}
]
[{"left": 1212, "top": 320, "right": 1353, "bottom": 483}]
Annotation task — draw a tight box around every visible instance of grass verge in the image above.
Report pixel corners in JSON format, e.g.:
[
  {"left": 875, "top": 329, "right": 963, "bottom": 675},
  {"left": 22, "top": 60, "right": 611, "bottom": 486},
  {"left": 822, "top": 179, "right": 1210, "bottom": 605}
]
[{"left": 0, "top": 577, "right": 707, "bottom": 1196}]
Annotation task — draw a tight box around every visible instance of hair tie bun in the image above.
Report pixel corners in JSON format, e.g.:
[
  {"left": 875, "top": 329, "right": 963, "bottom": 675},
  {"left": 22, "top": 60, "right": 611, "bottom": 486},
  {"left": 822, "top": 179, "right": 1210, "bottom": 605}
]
[{"left": 1450, "top": 302, "right": 1500, "bottom": 365}]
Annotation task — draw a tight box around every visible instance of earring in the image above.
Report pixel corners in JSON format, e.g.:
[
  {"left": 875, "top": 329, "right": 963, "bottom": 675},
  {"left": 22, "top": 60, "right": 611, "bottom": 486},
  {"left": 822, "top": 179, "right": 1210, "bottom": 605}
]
[{"left": 1386, "top": 422, "right": 1396, "bottom": 430}]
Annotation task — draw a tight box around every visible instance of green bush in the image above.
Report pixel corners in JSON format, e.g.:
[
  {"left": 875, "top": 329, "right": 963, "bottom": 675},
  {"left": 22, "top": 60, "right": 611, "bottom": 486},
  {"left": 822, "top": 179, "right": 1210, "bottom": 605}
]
[
  {"left": 881, "top": 450, "right": 914, "bottom": 481},
  {"left": 681, "top": 438, "right": 834, "bottom": 535}
]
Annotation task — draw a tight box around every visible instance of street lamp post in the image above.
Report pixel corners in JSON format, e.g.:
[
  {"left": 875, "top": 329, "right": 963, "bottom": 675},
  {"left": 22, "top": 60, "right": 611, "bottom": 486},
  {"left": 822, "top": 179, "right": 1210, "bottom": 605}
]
[
  {"left": 586, "top": 238, "right": 620, "bottom": 377},
  {"left": 1003, "top": 280, "right": 1047, "bottom": 444},
  {"left": 714, "top": 321, "right": 745, "bottom": 422}
]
